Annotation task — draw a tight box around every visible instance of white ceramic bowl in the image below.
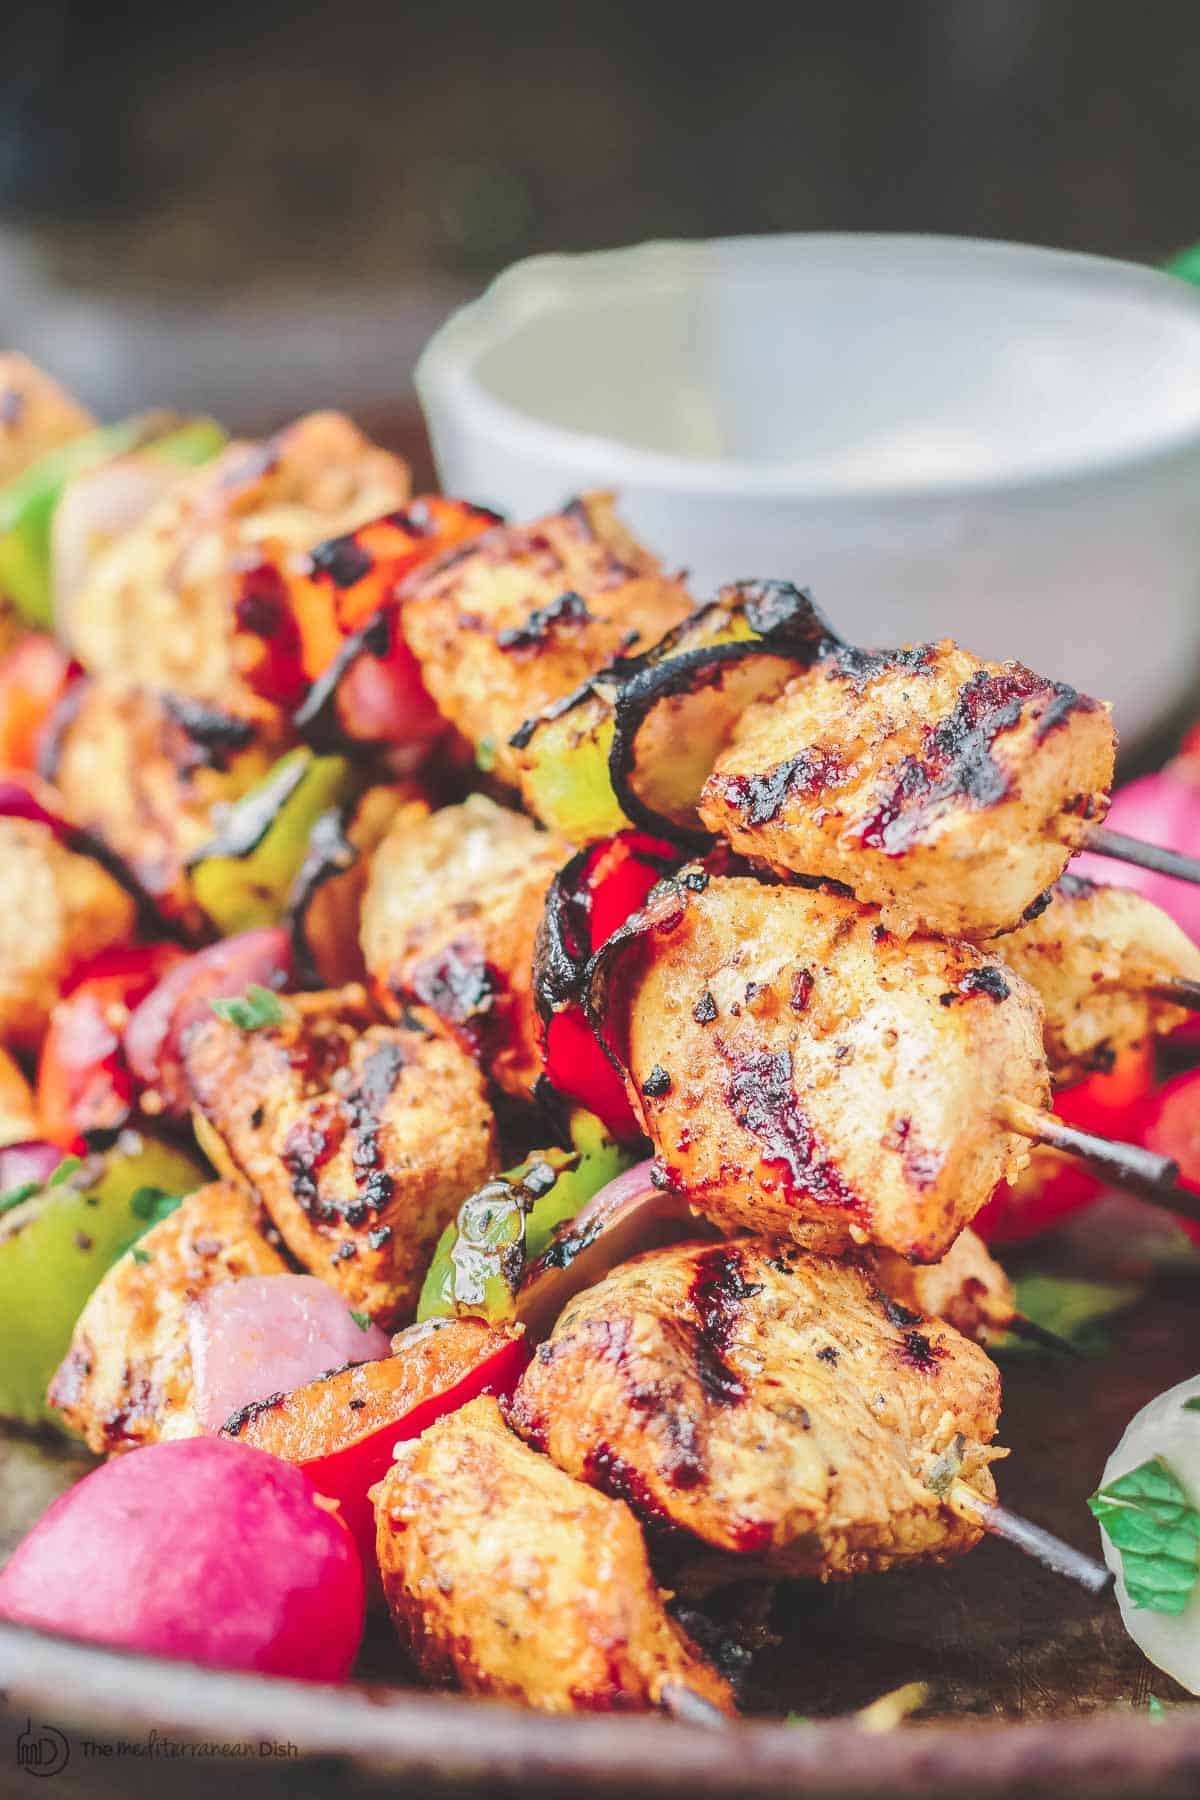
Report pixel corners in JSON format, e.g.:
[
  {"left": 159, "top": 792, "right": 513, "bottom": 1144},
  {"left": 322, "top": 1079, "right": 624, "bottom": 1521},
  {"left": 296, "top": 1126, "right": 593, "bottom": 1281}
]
[{"left": 417, "top": 234, "right": 1200, "bottom": 745}]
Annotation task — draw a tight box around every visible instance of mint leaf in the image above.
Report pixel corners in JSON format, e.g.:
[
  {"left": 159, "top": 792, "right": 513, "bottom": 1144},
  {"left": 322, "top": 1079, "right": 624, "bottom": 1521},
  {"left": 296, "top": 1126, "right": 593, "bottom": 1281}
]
[
  {"left": 1089, "top": 1457, "right": 1200, "bottom": 1614},
  {"left": 0, "top": 1180, "right": 41, "bottom": 1215},
  {"left": 348, "top": 1309, "right": 372, "bottom": 1332},
  {"left": 130, "top": 1247, "right": 151, "bottom": 1266},
  {"left": 1001, "top": 1273, "right": 1143, "bottom": 1357},
  {"left": 1184, "top": 1398, "right": 1200, "bottom": 1413},
  {"left": 210, "top": 984, "right": 285, "bottom": 1030},
  {"left": 129, "top": 1186, "right": 184, "bottom": 1227}
]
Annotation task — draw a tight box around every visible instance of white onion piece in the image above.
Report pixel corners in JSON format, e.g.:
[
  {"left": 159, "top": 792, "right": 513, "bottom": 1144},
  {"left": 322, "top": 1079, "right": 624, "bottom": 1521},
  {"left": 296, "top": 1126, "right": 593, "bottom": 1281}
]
[
  {"left": 516, "top": 1158, "right": 708, "bottom": 1340},
  {"left": 189, "top": 1274, "right": 391, "bottom": 1432},
  {"left": 1096, "top": 1374, "right": 1200, "bottom": 1693}
]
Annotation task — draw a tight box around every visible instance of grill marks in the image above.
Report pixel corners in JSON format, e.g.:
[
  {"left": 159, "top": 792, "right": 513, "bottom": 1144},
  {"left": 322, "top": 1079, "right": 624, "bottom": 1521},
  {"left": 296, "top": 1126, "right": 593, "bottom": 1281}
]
[
  {"left": 687, "top": 1247, "right": 760, "bottom": 1406},
  {"left": 408, "top": 943, "right": 507, "bottom": 1060},
  {"left": 496, "top": 588, "right": 593, "bottom": 652},
  {"left": 281, "top": 1038, "right": 410, "bottom": 1227},
  {"left": 711, "top": 746, "right": 845, "bottom": 826},
  {"left": 721, "top": 1044, "right": 863, "bottom": 1215},
  {"left": 857, "top": 664, "right": 1093, "bottom": 854}
]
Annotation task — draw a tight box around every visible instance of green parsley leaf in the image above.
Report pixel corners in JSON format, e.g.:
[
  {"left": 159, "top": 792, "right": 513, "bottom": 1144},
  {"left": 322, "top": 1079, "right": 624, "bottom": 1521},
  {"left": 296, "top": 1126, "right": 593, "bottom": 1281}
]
[
  {"left": 926, "top": 1432, "right": 966, "bottom": 1499},
  {"left": 1149, "top": 1696, "right": 1165, "bottom": 1721},
  {"left": 1089, "top": 1457, "right": 1200, "bottom": 1615},
  {"left": 130, "top": 1247, "right": 151, "bottom": 1266},
  {"left": 1184, "top": 1398, "right": 1200, "bottom": 1413},
  {"left": 0, "top": 1180, "right": 41, "bottom": 1215},
  {"left": 210, "top": 984, "right": 286, "bottom": 1031},
  {"left": 348, "top": 1309, "right": 372, "bottom": 1332},
  {"left": 49, "top": 1154, "right": 83, "bottom": 1188},
  {"left": 475, "top": 736, "right": 497, "bottom": 774},
  {"left": 129, "top": 1186, "right": 185, "bottom": 1227},
  {"left": 999, "top": 1273, "right": 1143, "bottom": 1357}
]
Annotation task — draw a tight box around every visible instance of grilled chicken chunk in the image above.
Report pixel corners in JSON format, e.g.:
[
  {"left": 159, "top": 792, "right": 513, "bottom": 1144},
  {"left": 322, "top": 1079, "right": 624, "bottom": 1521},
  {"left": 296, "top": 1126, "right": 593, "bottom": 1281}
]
[
  {"left": 399, "top": 494, "right": 692, "bottom": 785},
  {"left": 0, "top": 817, "right": 137, "bottom": 1051},
  {"left": 361, "top": 795, "right": 568, "bottom": 1099},
  {"left": 184, "top": 986, "right": 496, "bottom": 1325},
  {"left": 868, "top": 1227, "right": 1015, "bottom": 1346},
  {"left": 510, "top": 1239, "right": 1001, "bottom": 1578},
  {"left": 607, "top": 874, "right": 1046, "bottom": 1262},
  {"left": 51, "top": 681, "right": 287, "bottom": 927},
  {"left": 991, "top": 874, "right": 1200, "bottom": 1085},
  {"left": 698, "top": 642, "right": 1115, "bottom": 940},
  {"left": 48, "top": 1180, "right": 286, "bottom": 1454},
  {"left": 0, "top": 352, "right": 94, "bottom": 485},
  {"left": 68, "top": 412, "right": 409, "bottom": 717},
  {"left": 373, "top": 1394, "right": 735, "bottom": 1714}
]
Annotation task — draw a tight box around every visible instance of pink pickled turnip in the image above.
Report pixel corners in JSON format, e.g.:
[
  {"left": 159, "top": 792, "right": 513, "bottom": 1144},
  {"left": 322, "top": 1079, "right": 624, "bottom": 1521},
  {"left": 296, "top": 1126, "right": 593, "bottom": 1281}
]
[
  {"left": 1071, "top": 760, "right": 1200, "bottom": 944},
  {"left": 190, "top": 1273, "right": 391, "bottom": 1433},
  {"left": 0, "top": 1438, "right": 364, "bottom": 1680}
]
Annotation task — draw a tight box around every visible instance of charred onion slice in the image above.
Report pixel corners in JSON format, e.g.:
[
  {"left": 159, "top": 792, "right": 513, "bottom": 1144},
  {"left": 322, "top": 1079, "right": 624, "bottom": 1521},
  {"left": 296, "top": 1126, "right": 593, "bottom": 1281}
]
[
  {"left": 511, "top": 580, "right": 839, "bottom": 846},
  {"left": 187, "top": 747, "right": 356, "bottom": 936}
]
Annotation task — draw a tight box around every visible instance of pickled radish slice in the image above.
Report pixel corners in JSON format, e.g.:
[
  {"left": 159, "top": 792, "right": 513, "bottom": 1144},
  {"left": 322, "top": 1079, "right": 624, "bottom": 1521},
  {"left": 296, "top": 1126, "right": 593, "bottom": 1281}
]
[{"left": 1094, "top": 1375, "right": 1200, "bottom": 1693}]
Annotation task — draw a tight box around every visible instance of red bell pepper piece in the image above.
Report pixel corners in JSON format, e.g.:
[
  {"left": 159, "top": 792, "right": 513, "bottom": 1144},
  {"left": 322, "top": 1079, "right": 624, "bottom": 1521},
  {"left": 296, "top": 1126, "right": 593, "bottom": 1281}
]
[
  {"left": 37, "top": 942, "right": 185, "bottom": 1148},
  {"left": 223, "top": 1317, "right": 528, "bottom": 1569},
  {"left": 975, "top": 1043, "right": 1154, "bottom": 1244},
  {"left": 1137, "top": 1065, "right": 1200, "bottom": 1244},
  {"left": 0, "top": 635, "right": 81, "bottom": 774},
  {"left": 540, "top": 831, "right": 678, "bottom": 1138}
]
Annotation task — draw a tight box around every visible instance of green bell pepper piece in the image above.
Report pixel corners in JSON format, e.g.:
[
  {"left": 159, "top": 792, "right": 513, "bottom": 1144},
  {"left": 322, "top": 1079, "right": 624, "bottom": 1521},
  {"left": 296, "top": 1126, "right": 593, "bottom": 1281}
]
[
  {"left": 417, "top": 1111, "right": 633, "bottom": 1323},
  {"left": 0, "top": 413, "right": 225, "bottom": 627},
  {"left": 188, "top": 748, "right": 356, "bottom": 936},
  {"left": 0, "top": 1133, "right": 207, "bottom": 1428}
]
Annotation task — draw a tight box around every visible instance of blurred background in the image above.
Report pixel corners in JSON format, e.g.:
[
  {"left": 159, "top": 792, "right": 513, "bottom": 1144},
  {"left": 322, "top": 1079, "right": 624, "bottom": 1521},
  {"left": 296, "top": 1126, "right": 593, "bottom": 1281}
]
[{"left": 1, "top": 0, "right": 1198, "bottom": 478}]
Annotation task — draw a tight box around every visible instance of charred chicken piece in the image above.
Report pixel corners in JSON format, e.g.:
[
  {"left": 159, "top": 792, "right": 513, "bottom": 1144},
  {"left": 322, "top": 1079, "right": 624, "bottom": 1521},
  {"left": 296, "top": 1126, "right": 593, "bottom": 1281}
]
[
  {"left": 698, "top": 642, "right": 1115, "bottom": 940},
  {"left": 68, "top": 412, "right": 409, "bottom": 718},
  {"left": 373, "top": 1394, "right": 735, "bottom": 1715},
  {"left": 183, "top": 986, "right": 496, "bottom": 1325},
  {"left": 607, "top": 874, "right": 1046, "bottom": 1262},
  {"left": 51, "top": 681, "right": 288, "bottom": 928},
  {"left": 0, "top": 352, "right": 94, "bottom": 485},
  {"left": 399, "top": 493, "right": 692, "bottom": 785},
  {"left": 0, "top": 817, "right": 137, "bottom": 1051},
  {"left": 511, "top": 1239, "right": 1001, "bottom": 1578},
  {"left": 48, "top": 1180, "right": 286, "bottom": 1454},
  {"left": 991, "top": 874, "right": 1200, "bottom": 1086},
  {"left": 361, "top": 795, "right": 568, "bottom": 1099},
  {"left": 868, "top": 1227, "right": 1015, "bottom": 1346}
]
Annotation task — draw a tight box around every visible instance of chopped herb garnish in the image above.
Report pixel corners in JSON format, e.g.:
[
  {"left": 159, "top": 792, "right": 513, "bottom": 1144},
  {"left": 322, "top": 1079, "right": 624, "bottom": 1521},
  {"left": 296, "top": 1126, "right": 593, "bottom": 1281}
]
[
  {"left": 210, "top": 984, "right": 286, "bottom": 1030},
  {"left": 348, "top": 1309, "right": 372, "bottom": 1332},
  {"left": 475, "top": 736, "right": 497, "bottom": 774},
  {"left": 129, "top": 1186, "right": 185, "bottom": 1227},
  {"left": 926, "top": 1432, "right": 966, "bottom": 1499},
  {"left": 130, "top": 1247, "right": 151, "bottom": 1266},
  {"left": 1184, "top": 1397, "right": 1200, "bottom": 1413},
  {"left": 0, "top": 1180, "right": 41, "bottom": 1215},
  {"left": 49, "top": 1154, "right": 82, "bottom": 1187},
  {"left": 1149, "top": 1696, "right": 1165, "bottom": 1721},
  {"left": 1089, "top": 1457, "right": 1200, "bottom": 1615}
]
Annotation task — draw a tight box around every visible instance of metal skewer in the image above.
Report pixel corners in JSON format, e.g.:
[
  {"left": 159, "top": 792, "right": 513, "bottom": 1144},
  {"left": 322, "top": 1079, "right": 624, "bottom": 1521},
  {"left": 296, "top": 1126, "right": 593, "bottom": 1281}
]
[{"left": 998, "top": 1096, "right": 1200, "bottom": 1225}]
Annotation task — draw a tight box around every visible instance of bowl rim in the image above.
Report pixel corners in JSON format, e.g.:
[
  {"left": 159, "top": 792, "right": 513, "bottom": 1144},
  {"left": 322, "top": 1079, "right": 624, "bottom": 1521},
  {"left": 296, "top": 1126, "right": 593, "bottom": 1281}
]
[
  {"left": 416, "top": 232, "right": 1200, "bottom": 507},
  {"left": 2, "top": 1618, "right": 1199, "bottom": 1798}
]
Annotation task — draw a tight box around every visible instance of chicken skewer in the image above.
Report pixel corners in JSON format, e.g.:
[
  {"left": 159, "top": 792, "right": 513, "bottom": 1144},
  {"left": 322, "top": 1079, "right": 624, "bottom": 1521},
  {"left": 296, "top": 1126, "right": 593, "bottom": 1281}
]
[
  {"left": 510, "top": 1237, "right": 1109, "bottom": 1590},
  {"left": 581, "top": 872, "right": 1200, "bottom": 1259}
]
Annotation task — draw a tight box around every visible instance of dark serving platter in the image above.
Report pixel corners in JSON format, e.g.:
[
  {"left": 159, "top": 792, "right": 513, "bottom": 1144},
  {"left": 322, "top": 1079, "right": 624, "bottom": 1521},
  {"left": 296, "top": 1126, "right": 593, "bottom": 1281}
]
[{"left": 1, "top": 1197, "right": 1198, "bottom": 1799}]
